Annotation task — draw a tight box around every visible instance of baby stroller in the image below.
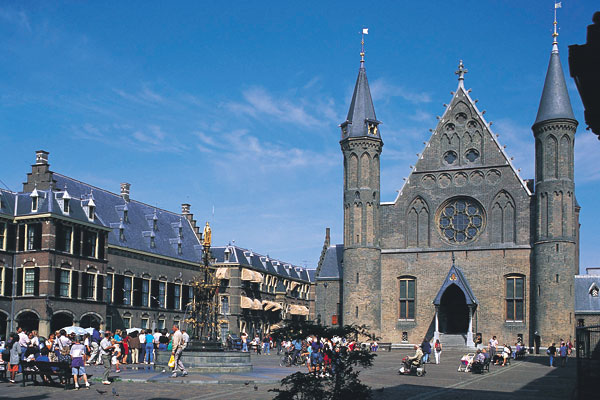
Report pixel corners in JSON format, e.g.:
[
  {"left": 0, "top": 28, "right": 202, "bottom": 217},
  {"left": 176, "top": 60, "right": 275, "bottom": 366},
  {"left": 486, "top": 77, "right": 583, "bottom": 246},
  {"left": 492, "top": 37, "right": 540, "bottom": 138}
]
[{"left": 457, "top": 353, "right": 475, "bottom": 372}]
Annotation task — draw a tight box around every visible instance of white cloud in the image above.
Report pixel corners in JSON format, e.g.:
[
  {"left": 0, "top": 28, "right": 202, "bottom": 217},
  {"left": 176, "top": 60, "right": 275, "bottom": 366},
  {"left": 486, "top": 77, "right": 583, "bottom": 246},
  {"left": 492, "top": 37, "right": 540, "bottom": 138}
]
[{"left": 370, "top": 78, "right": 432, "bottom": 104}]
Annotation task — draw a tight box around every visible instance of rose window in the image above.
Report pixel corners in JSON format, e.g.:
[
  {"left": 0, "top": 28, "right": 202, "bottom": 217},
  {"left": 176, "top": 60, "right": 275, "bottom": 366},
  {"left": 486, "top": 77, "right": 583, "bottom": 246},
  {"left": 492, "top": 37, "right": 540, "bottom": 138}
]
[{"left": 438, "top": 198, "right": 485, "bottom": 244}]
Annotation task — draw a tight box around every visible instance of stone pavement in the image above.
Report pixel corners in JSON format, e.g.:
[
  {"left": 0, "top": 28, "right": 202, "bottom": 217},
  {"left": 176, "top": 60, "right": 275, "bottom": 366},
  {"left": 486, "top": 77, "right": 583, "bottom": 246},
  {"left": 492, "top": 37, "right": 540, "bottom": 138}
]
[{"left": 0, "top": 350, "right": 576, "bottom": 399}]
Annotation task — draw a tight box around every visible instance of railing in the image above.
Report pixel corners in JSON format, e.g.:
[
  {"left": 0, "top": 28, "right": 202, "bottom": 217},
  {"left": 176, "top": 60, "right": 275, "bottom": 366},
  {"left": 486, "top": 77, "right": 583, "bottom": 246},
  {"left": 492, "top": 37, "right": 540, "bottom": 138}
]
[{"left": 576, "top": 324, "right": 600, "bottom": 399}]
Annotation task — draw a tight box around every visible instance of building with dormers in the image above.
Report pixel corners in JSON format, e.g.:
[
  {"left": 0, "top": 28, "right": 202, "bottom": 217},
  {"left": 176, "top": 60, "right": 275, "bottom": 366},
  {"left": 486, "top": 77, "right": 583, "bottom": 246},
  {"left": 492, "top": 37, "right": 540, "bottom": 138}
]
[
  {"left": 315, "top": 33, "right": 580, "bottom": 348},
  {"left": 211, "top": 245, "right": 314, "bottom": 338},
  {"left": 0, "top": 151, "right": 314, "bottom": 340}
]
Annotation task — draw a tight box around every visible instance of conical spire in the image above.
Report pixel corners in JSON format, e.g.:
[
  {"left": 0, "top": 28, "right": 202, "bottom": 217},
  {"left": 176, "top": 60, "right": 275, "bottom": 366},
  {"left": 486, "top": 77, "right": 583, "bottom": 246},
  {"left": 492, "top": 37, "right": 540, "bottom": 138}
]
[
  {"left": 340, "top": 51, "right": 381, "bottom": 139},
  {"left": 533, "top": 10, "right": 576, "bottom": 126}
]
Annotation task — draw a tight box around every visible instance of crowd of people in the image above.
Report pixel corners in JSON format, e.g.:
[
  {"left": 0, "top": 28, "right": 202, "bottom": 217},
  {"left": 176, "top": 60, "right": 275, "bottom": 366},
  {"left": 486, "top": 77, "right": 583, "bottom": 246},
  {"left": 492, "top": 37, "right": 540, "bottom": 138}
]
[{"left": 0, "top": 324, "right": 189, "bottom": 387}]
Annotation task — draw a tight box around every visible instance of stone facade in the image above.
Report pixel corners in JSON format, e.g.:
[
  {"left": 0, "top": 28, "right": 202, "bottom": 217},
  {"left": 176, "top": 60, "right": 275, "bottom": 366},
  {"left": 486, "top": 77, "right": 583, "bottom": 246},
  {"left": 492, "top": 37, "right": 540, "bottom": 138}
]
[{"left": 316, "top": 45, "right": 580, "bottom": 348}]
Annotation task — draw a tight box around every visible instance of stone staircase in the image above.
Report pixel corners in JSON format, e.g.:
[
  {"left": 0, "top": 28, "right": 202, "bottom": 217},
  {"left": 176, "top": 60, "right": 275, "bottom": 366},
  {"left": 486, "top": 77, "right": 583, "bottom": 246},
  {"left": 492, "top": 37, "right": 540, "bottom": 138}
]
[{"left": 438, "top": 333, "right": 474, "bottom": 350}]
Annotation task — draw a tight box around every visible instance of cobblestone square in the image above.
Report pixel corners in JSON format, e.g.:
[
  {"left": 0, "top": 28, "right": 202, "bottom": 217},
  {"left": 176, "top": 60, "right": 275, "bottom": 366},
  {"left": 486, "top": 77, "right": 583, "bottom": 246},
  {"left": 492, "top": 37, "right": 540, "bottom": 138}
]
[{"left": 0, "top": 350, "right": 576, "bottom": 399}]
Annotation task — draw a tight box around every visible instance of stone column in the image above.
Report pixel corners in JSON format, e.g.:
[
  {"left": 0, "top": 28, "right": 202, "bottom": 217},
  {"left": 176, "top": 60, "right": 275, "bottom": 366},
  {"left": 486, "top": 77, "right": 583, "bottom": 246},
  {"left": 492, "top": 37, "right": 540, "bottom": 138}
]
[
  {"left": 467, "top": 306, "right": 474, "bottom": 346},
  {"left": 434, "top": 306, "right": 440, "bottom": 342},
  {"left": 38, "top": 319, "right": 51, "bottom": 338}
]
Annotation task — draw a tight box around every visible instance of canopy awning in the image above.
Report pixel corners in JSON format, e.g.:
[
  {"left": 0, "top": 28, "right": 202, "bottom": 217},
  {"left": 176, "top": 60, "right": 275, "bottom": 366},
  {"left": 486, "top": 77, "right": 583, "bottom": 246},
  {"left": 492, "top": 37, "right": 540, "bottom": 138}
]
[
  {"left": 289, "top": 304, "right": 309, "bottom": 316},
  {"left": 241, "top": 268, "right": 264, "bottom": 283},
  {"left": 215, "top": 267, "right": 231, "bottom": 280},
  {"left": 433, "top": 265, "right": 478, "bottom": 306},
  {"left": 252, "top": 299, "right": 263, "bottom": 310},
  {"left": 289, "top": 281, "right": 300, "bottom": 291},
  {"left": 264, "top": 300, "right": 281, "bottom": 311},
  {"left": 240, "top": 296, "right": 253, "bottom": 309}
]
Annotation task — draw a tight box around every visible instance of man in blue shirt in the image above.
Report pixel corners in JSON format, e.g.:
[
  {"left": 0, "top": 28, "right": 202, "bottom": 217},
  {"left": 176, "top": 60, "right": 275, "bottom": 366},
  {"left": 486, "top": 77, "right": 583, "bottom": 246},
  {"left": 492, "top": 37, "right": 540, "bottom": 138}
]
[
  {"left": 559, "top": 342, "right": 568, "bottom": 367},
  {"left": 291, "top": 339, "right": 302, "bottom": 365},
  {"left": 88, "top": 327, "right": 101, "bottom": 365}
]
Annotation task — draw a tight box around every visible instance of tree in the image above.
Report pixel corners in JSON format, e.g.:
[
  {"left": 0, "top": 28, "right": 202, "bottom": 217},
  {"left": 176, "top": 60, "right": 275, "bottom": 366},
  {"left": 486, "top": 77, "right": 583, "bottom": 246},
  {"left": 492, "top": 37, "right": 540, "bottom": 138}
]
[{"left": 269, "top": 321, "right": 378, "bottom": 400}]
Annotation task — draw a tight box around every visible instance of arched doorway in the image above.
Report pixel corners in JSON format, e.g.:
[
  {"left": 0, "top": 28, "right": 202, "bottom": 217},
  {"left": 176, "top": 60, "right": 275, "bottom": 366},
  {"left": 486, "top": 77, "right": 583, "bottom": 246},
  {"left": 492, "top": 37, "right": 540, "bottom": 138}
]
[
  {"left": 438, "top": 284, "right": 469, "bottom": 334},
  {"left": 80, "top": 314, "right": 101, "bottom": 329},
  {"left": 0, "top": 312, "right": 8, "bottom": 340},
  {"left": 50, "top": 312, "right": 73, "bottom": 333},
  {"left": 16, "top": 311, "right": 40, "bottom": 332}
]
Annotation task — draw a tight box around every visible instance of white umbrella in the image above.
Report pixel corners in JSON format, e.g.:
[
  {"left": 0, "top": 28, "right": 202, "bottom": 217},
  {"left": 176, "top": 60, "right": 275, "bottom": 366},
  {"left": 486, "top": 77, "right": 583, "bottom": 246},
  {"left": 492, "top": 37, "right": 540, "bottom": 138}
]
[
  {"left": 126, "top": 328, "right": 143, "bottom": 334},
  {"left": 84, "top": 327, "right": 95, "bottom": 335},
  {"left": 63, "top": 326, "right": 87, "bottom": 336}
]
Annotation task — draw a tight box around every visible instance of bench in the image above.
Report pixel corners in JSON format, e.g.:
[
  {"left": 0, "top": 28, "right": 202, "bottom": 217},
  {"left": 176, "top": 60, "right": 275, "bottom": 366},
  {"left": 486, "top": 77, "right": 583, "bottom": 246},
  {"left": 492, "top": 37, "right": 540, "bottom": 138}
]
[
  {"left": 20, "top": 360, "right": 86, "bottom": 390},
  {"left": 378, "top": 343, "right": 392, "bottom": 352}
]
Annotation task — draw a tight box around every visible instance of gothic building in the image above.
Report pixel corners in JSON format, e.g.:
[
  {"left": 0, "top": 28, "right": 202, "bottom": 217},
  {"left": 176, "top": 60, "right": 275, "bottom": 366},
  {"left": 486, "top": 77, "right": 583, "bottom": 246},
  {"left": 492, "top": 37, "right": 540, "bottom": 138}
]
[{"left": 315, "top": 35, "right": 579, "bottom": 347}]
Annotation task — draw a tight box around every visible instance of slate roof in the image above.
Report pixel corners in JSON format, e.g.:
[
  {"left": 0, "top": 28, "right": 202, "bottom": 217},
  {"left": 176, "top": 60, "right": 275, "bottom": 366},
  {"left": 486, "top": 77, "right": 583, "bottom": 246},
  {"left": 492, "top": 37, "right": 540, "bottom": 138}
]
[
  {"left": 575, "top": 275, "right": 600, "bottom": 314},
  {"left": 316, "top": 245, "right": 343, "bottom": 280},
  {"left": 433, "top": 264, "right": 478, "bottom": 306},
  {"left": 533, "top": 45, "right": 575, "bottom": 126},
  {"left": 341, "top": 60, "right": 381, "bottom": 139},
  {"left": 212, "top": 244, "right": 313, "bottom": 283},
  {"left": 0, "top": 189, "right": 16, "bottom": 217}
]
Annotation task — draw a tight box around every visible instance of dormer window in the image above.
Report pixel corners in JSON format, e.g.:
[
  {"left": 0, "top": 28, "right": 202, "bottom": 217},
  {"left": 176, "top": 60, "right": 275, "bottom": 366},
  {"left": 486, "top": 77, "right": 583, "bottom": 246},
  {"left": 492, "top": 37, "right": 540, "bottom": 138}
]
[
  {"left": 150, "top": 233, "right": 156, "bottom": 248},
  {"left": 63, "top": 198, "right": 70, "bottom": 213},
  {"left": 224, "top": 247, "right": 231, "bottom": 262},
  {"left": 31, "top": 188, "right": 39, "bottom": 212},
  {"left": 88, "top": 205, "right": 95, "bottom": 220},
  {"left": 123, "top": 209, "right": 128, "bottom": 222},
  {"left": 119, "top": 227, "right": 125, "bottom": 242},
  {"left": 590, "top": 283, "right": 600, "bottom": 297},
  {"left": 177, "top": 242, "right": 182, "bottom": 255}
]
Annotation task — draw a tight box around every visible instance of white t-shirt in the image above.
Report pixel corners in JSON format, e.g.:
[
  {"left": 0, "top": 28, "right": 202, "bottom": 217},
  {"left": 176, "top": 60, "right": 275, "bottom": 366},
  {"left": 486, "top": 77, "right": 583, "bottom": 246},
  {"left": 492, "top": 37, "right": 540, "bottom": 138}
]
[
  {"left": 139, "top": 334, "right": 146, "bottom": 344},
  {"left": 19, "top": 332, "right": 29, "bottom": 347},
  {"left": 70, "top": 343, "right": 86, "bottom": 359},
  {"left": 153, "top": 333, "right": 161, "bottom": 343}
]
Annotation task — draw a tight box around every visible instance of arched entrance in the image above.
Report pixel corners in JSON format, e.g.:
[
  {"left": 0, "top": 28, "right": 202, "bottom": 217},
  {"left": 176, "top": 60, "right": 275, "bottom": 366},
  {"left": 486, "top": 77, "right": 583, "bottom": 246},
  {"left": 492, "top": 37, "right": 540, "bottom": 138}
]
[
  {"left": 438, "top": 284, "right": 469, "bottom": 334},
  {"left": 80, "top": 314, "right": 101, "bottom": 329},
  {"left": 50, "top": 312, "right": 73, "bottom": 333},
  {"left": 16, "top": 311, "right": 40, "bottom": 332}
]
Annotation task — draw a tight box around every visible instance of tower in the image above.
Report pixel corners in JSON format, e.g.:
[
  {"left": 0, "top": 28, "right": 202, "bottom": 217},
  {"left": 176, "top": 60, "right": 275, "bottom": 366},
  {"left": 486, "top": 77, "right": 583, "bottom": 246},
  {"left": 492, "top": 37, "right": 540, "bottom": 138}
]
[
  {"left": 340, "top": 39, "right": 383, "bottom": 331},
  {"left": 532, "top": 13, "right": 579, "bottom": 344}
]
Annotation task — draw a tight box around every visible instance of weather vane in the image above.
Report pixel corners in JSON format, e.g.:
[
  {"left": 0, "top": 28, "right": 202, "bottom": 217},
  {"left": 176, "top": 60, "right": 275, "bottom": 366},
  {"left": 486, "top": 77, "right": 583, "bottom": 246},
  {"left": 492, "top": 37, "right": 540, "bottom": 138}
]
[
  {"left": 553, "top": 1, "right": 562, "bottom": 52},
  {"left": 361, "top": 27, "right": 368, "bottom": 63}
]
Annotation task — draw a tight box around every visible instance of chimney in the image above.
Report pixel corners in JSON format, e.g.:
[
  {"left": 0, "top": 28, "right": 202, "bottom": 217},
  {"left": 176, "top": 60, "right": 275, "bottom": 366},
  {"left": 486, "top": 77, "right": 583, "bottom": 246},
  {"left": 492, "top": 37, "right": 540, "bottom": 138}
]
[
  {"left": 120, "top": 183, "right": 131, "bottom": 202},
  {"left": 35, "top": 150, "right": 49, "bottom": 165},
  {"left": 325, "top": 227, "right": 330, "bottom": 247},
  {"left": 181, "top": 203, "right": 191, "bottom": 215},
  {"left": 181, "top": 203, "right": 202, "bottom": 242}
]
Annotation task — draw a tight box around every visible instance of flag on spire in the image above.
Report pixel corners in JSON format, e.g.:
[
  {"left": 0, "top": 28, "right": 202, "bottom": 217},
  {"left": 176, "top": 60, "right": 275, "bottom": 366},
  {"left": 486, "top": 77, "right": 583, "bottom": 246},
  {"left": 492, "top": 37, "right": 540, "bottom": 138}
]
[
  {"left": 555, "top": 2, "right": 562, "bottom": 9},
  {"left": 362, "top": 28, "right": 369, "bottom": 35}
]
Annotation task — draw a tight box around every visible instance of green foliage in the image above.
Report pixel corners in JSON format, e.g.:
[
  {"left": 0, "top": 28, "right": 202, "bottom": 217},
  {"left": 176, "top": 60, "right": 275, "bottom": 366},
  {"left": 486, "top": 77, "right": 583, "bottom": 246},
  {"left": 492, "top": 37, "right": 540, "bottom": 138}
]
[{"left": 269, "top": 322, "right": 378, "bottom": 400}]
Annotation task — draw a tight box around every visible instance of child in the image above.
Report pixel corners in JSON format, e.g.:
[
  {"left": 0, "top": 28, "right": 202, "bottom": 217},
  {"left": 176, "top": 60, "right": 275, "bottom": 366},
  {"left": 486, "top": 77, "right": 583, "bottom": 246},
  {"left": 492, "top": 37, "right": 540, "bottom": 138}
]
[
  {"left": 70, "top": 336, "right": 90, "bottom": 390},
  {"left": 111, "top": 339, "right": 122, "bottom": 373}
]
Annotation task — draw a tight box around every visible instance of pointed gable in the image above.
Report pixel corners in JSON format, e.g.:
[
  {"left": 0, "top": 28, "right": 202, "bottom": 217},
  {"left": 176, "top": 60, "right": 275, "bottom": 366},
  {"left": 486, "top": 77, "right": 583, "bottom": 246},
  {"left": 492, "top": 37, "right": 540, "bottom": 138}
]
[
  {"left": 433, "top": 264, "right": 478, "bottom": 306},
  {"left": 386, "top": 61, "right": 531, "bottom": 204}
]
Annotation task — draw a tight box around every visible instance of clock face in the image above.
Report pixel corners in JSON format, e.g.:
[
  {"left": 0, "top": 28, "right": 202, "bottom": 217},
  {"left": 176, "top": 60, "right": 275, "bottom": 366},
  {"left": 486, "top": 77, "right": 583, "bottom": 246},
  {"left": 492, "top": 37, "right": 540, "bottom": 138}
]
[{"left": 437, "top": 197, "right": 485, "bottom": 244}]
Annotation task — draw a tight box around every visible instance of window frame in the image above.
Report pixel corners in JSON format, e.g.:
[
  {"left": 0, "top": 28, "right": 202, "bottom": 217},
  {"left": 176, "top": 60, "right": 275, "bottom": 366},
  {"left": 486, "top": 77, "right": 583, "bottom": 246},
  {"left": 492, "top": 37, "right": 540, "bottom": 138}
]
[
  {"left": 123, "top": 316, "right": 131, "bottom": 329},
  {"left": 23, "top": 267, "right": 36, "bottom": 296},
  {"left": 158, "top": 318, "right": 165, "bottom": 330},
  {"left": 220, "top": 295, "right": 229, "bottom": 315},
  {"left": 105, "top": 273, "right": 114, "bottom": 303},
  {"left": 85, "top": 272, "right": 97, "bottom": 300},
  {"left": 59, "top": 269, "right": 71, "bottom": 298},
  {"left": 123, "top": 276, "right": 133, "bottom": 306},
  {"left": 158, "top": 281, "right": 166, "bottom": 308},
  {"left": 505, "top": 275, "right": 525, "bottom": 322},
  {"left": 173, "top": 284, "right": 181, "bottom": 310},
  {"left": 398, "top": 276, "right": 416, "bottom": 321},
  {"left": 0, "top": 221, "right": 6, "bottom": 251},
  {"left": 141, "top": 317, "right": 149, "bottom": 329},
  {"left": 141, "top": 279, "right": 150, "bottom": 307},
  {"left": 0, "top": 266, "right": 4, "bottom": 296}
]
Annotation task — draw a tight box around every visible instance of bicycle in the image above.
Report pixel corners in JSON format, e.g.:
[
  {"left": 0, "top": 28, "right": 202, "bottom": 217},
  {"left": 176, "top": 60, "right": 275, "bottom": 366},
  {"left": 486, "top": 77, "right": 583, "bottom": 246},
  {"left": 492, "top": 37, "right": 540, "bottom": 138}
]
[{"left": 279, "top": 352, "right": 307, "bottom": 367}]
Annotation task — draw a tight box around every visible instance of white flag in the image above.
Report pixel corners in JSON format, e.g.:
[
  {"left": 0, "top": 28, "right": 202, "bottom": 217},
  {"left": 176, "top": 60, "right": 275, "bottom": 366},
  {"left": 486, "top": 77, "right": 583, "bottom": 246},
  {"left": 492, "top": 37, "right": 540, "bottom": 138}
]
[
  {"left": 362, "top": 28, "right": 369, "bottom": 35},
  {"left": 555, "top": 2, "right": 562, "bottom": 8}
]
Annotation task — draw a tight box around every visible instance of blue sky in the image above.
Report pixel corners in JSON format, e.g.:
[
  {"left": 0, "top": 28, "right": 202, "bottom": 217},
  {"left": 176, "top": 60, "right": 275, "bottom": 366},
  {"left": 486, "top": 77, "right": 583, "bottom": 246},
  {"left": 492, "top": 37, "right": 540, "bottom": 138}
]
[{"left": 0, "top": 1, "right": 598, "bottom": 271}]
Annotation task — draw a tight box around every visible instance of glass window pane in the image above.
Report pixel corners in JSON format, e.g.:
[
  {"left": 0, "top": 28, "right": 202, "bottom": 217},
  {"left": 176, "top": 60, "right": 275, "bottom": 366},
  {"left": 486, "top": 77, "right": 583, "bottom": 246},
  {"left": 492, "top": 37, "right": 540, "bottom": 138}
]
[
  {"left": 407, "top": 280, "right": 415, "bottom": 299},
  {"left": 24, "top": 269, "right": 35, "bottom": 295},
  {"left": 399, "top": 280, "right": 406, "bottom": 299},
  {"left": 515, "top": 278, "right": 524, "bottom": 298},
  {"left": 515, "top": 300, "right": 524, "bottom": 321},
  {"left": 506, "top": 300, "right": 514, "bottom": 320},
  {"left": 399, "top": 301, "right": 406, "bottom": 319},
  {"left": 407, "top": 300, "right": 415, "bottom": 319},
  {"left": 506, "top": 278, "right": 514, "bottom": 299}
]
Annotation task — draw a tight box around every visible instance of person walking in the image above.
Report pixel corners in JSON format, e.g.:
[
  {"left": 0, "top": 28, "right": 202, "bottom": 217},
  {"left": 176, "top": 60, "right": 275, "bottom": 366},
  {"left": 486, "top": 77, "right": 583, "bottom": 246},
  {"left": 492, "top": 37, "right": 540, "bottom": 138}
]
[
  {"left": 88, "top": 325, "right": 101, "bottom": 365},
  {"left": 547, "top": 342, "right": 557, "bottom": 367},
  {"left": 70, "top": 336, "right": 90, "bottom": 390},
  {"left": 263, "top": 335, "right": 271, "bottom": 355},
  {"left": 170, "top": 325, "right": 187, "bottom": 378},
  {"left": 559, "top": 342, "right": 568, "bottom": 367},
  {"left": 139, "top": 329, "right": 146, "bottom": 364},
  {"left": 8, "top": 333, "right": 22, "bottom": 383},
  {"left": 421, "top": 338, "right": 431, "bottom": 363},
  {"left": 241, "top": 333, "right": 248, "bottom": 352},
  {"left": 434, "top": 339, "right": 442, "bottom": 364},
  {"left": 100, "top": 332, "right": 114, "bottom": 385}
]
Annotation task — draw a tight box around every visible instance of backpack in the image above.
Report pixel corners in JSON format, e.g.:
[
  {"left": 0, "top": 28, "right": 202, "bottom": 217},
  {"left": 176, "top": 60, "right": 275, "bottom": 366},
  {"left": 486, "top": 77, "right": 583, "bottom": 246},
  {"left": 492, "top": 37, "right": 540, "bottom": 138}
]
[
  {"left": 1, "top": 348, "right": 9, "bottom": 362},
  {"left": 546, "top": 348, "right": 551, "bottom": 355}
]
